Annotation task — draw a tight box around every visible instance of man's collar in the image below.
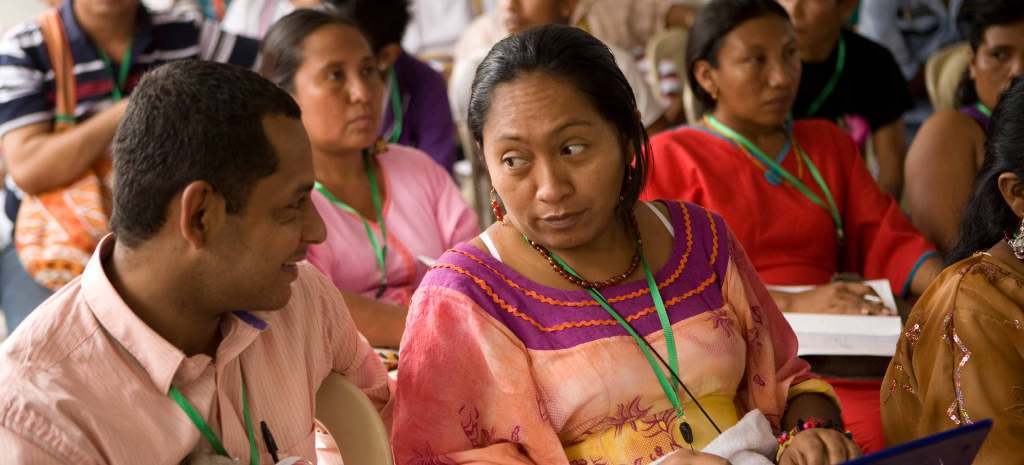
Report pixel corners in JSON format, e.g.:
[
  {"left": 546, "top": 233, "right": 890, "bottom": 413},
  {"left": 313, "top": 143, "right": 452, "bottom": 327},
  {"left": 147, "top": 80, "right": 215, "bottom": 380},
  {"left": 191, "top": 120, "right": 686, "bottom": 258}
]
[{"left": 81, "top": 235, "right": 272, "bottom": 394}]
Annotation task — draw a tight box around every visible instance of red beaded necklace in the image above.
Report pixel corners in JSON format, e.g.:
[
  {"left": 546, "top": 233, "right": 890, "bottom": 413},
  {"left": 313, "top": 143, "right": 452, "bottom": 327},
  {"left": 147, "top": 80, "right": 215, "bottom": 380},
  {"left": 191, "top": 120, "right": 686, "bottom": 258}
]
[{"left": 525, "top": 212, "right": 642, "bottom": 289}]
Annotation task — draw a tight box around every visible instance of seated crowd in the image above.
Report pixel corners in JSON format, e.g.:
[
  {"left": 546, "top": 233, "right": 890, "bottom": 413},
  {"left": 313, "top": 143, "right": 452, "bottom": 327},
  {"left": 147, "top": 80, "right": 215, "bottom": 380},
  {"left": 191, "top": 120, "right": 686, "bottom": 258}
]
[{"left": 0, "top": 0, "right": 1022, "bottom": 464}]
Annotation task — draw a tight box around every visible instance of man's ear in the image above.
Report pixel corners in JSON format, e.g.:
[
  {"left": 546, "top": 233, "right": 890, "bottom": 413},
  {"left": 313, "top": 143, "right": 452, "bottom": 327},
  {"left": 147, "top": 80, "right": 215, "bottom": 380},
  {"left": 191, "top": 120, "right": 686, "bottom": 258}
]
[
  {"left": 377, "top": 44, "right": 402, "bottom": 72},
  {"left": 177, "top": 181, "right": 224, "bottom": 250}
]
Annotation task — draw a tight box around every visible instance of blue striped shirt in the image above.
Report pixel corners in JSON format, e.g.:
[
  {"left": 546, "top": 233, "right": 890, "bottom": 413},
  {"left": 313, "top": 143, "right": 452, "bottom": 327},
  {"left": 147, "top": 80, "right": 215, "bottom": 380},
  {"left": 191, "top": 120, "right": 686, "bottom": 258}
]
[
  {"left": 0, "top": 2, "right": 260, "bottom": 220},
  {"left": 0, "top": 3, "right": 260, "bottom": 138}
]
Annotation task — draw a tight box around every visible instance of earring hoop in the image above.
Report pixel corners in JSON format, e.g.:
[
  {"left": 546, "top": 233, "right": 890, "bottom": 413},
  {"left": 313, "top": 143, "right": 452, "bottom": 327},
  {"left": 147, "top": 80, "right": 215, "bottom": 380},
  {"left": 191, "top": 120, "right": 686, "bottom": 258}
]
[{"left": 490, "top": 188, "right": 508, "bottom": 226}]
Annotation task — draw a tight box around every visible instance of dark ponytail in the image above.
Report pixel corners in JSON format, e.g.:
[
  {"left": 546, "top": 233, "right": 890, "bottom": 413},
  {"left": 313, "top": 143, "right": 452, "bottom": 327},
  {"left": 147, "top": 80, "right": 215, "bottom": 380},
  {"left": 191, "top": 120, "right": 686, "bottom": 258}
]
[{"left": 948, "top": 76, "right": 1024, "bottom": 263}]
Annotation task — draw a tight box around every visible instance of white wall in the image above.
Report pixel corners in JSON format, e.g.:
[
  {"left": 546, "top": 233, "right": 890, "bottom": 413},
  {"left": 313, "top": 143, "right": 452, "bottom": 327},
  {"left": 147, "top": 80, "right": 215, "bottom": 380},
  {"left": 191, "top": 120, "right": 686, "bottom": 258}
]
[{"left": 0, "top": 0, "right": 45, "bottom": 33}]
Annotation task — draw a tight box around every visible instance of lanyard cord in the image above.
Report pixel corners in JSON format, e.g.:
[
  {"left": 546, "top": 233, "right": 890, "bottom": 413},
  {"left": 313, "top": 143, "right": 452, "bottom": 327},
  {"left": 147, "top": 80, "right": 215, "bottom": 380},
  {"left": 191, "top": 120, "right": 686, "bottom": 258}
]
[
  {"left": 975, "top": 102, "right": 992, "bottom": 118},
  {"left": 385, "top": 69, "right": 403, "bottom": 143},
  {"left": 315, "top": 150, "right": 389, "bottom": 297},
  {"left": 705, "top": 115, "right": 844, "bottom": 242},
  {"left": 805, "top": 35, "right": 846, "bottom": 117},
  {"left": 97, "top": 38, "right": 134, "bottom": 103},
  {"left": 169, "top": 381, "right": 259, "bottom": 465},
  {"left": 537, "top": 237, "right": 722, "bottom": 441}
]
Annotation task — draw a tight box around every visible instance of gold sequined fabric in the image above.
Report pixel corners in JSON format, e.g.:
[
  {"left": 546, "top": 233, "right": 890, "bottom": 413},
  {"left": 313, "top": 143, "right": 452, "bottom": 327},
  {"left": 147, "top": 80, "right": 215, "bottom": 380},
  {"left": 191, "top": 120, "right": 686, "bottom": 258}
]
[{"left": 881, "top": 253, "right": 1024, "bottom": 464}]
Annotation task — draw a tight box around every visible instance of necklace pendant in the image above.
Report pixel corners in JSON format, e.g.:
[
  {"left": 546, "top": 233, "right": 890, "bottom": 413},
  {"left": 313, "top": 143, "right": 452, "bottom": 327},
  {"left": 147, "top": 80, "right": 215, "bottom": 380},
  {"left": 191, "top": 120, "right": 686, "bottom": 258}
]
[
  {"left": 679, "top": 421, "right": 694, "bottom": 444},
  {"left": 764, "top": 170, "right": 783, "bottom": 186}
]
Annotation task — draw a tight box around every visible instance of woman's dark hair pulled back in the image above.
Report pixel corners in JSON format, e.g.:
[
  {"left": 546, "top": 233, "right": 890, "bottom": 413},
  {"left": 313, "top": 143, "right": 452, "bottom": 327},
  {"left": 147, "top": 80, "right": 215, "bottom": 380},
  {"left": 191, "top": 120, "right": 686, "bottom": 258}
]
[
  {"left": 260, "top": 8, "right": 361, "bottom": 92},
  {"left": 953, "top": 0, "right": 1024, "bottom": 107},
  {"left": 949, "top": 76, "right": 1024, "bottom": 263},
  {"left": 467, "top": 24, "right": 650, "bottom": 218},
  {"left": 686, "top": 0, "right": 791, "bottom": 109}
]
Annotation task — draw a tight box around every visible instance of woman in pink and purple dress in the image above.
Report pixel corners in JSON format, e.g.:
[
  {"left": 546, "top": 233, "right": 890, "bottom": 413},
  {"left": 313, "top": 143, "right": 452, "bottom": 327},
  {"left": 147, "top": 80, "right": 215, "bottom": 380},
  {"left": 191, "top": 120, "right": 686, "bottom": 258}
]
[{"left": 391, "top": 24, "right": 860, "bottom": 465}]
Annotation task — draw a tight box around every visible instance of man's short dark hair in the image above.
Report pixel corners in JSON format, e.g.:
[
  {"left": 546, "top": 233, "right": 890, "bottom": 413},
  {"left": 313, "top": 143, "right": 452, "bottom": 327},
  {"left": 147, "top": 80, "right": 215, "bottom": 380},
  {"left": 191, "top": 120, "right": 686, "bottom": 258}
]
[
  {"left": 327, "top": 0, "right": 412, "bottom": 54},
  {"left": 110, "top": 60, "right": 302, "bottom": 247}
]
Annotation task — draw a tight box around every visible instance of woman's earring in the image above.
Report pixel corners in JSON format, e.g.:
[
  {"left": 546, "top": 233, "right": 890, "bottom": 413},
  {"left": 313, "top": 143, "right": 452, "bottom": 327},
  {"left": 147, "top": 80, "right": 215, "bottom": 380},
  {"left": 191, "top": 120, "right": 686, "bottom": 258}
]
[
  {"left": 490, "top": 188, "right": 508, "bottom": 225},
  {"left": 1008, "top": 218, "right": 1024, "bottom": 260}
]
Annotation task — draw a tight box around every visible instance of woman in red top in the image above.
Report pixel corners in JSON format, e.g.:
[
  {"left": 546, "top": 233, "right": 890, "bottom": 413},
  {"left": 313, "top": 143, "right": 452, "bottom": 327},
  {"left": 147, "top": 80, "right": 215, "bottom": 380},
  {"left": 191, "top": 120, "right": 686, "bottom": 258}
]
[
  {"left": 641, "top": 0, "right": 943, "bottom": 452},
  {"left": 643, "top": 0, "right": 942, "bottom": 315}
]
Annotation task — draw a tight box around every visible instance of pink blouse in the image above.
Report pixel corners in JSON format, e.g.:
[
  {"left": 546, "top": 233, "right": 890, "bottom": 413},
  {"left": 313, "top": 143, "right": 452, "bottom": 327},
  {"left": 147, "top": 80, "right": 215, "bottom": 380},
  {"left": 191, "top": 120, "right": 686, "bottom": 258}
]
[{"left": 308, "top": 144, "right": 479, "bottom": 306}]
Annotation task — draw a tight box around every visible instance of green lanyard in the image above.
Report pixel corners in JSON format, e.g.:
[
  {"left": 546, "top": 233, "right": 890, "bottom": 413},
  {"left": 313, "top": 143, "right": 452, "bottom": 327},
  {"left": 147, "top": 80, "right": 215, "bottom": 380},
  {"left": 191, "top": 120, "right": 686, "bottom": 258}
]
[
  {"left": 805, "top": 35, "right": 845, "bottom": 117},
  {"left": 169, "top": 381, "right": 259, "bottom": 465},
  {"left": 97, "top": 39, "right": 134, "bottom": 103},
  {"left": 975, "top": 102, "right": 992, "bottom": 118},
  {"left": 315, "top": 151, "right": 389, "bottom": 297},
  {"left": 706, "top": 115, "right": 845, "bottom": 242},
  {"left": 545, "top": 244, "right": 685, "bottom": 420},
  {"left": 385, "top": 69, "right": 403, "bottom": 143}
]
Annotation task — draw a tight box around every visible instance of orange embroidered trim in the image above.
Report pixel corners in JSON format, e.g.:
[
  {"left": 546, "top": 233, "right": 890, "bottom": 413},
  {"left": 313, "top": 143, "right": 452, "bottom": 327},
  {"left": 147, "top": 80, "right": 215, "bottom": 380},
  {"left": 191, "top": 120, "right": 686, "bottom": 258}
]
[
  {"left": 447, "top": 202, "right": 711, "bottom": 308},
  {"left": 431, "top": 262, "right": 719, "bottom": 332},
  {"left": 705, "top": 208, "right": 719, "bottom": 265}
]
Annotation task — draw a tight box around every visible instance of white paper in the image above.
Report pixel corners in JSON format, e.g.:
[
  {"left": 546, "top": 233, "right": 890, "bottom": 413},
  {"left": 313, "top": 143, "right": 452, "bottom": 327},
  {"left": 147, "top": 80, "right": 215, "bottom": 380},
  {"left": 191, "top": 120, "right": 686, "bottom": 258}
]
[
  {"left": 783, "top": 313, "right": 902, "bottom": 356},
  {"left": 770, "top": 280, "right": 902, "bottom": 356}
]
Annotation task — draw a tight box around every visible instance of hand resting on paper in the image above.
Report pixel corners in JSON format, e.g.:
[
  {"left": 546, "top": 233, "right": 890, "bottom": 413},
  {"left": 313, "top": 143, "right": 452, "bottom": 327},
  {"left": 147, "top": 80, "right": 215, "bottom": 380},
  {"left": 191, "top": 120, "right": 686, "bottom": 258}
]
[{"left": 770, "top": 282, "right": 895, "bottom": 316}]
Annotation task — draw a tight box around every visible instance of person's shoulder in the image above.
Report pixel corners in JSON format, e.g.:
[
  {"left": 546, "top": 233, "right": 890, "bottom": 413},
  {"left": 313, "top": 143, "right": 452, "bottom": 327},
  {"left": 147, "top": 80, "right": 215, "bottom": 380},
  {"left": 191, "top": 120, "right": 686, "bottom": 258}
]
[
  {"left": 843, "top": 29, "right": 899, "bottom": 60},
  {"left": 292, "top": 261, "right": 340, "bottom": 300},
  {"left": 648, "top": 200, "right": 734, "bottom": 276},
  {"left": 148, "top": 4, "right": 204, "bottom": 27},
  {"left": 651, "top": 124, "right": 711, "bottom": 146},
  {"left": 379, "top": 143, "right": 451, "bottom": 179},
  {"left": 0, "top": 282, "right": 105, "bottom": 422},
  {"left": 0, "top": 16, "right": 44, "bottom": 59},
  {"left": 397, "top": 52, "right": 445, "bottom": 85},
  {"left": 793, "top": 118, "right": 846, "bottom": 137},
  {"left": 913, "top": 254, "right": 1024, "bottom": 326},
  {"left": 793, "top": 119, "right": 861, "bottom": 162},
  {"left": 917, "top": 109, "right": 984, "bottom": 143},
  {"left": 0, "top": 281, "right": 97, "bottom": 373}
]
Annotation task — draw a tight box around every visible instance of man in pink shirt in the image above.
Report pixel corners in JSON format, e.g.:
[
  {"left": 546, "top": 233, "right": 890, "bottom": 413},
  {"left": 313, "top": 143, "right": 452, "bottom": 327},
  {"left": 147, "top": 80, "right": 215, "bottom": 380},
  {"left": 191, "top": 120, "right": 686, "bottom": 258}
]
[{"left": 0, "top": 60, "right": 390, "bottom": 464}]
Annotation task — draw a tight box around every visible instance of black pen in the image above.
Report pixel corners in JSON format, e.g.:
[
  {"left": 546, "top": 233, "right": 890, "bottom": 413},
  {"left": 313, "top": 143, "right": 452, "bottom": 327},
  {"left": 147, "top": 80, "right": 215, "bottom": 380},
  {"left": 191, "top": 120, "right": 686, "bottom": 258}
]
[{"left": 260, "top": 421, "right": 280, "bottom": 463}]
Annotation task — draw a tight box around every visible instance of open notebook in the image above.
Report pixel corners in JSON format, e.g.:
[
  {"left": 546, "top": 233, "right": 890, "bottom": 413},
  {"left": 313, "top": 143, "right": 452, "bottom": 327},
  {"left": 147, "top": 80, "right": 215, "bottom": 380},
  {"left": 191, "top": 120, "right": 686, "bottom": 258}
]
[{"left": 772, "top": 280, "right": 902, "bottom": 357}]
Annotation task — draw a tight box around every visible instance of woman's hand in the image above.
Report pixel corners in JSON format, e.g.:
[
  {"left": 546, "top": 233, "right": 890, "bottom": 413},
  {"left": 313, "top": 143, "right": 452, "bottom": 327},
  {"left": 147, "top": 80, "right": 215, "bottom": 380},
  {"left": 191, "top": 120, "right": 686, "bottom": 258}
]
[
  {"left": 659, "top": 450, "right": 732, "bottom": 465},
  {"left": 778, "top": 428, "right": 860, "bottom": 465},
  {"left": 773, "top": 282, "right": 895, "bottom": 315}
]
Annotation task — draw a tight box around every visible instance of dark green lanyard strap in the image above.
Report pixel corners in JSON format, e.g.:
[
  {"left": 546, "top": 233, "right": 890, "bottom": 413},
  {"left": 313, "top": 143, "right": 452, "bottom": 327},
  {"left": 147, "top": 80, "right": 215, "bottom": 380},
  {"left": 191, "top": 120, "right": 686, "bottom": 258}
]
[
  {"left": 315, "top": 151, "right": 388, "bottom": 297},
  {"left": 385, "top": 69, "right": 403, "bottom": 143},
  {"left": 97, "top": 39, "right": 134, "bottom": 103},
  {"left": 169, "top": 381, "right": 259, "bottom": 465},
  {"left": 975, "top": 102, "right": 992, "bottom": 118},
  {"left": 705, "top": 115, "right": 844, "bottom": 242},
  {"left": 546, "top": 246, "right": 685, "bottom": 419},
  {"left": 805, "top": 35, "right": 845, "bottom": 117}
]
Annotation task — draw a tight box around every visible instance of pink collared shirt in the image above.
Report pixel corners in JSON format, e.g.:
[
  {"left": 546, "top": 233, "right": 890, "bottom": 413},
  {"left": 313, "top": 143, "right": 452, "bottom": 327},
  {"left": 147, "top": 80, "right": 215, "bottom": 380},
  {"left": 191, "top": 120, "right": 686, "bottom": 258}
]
[{"left": 0, "top": 236, "right": 390, "bottom": 464}]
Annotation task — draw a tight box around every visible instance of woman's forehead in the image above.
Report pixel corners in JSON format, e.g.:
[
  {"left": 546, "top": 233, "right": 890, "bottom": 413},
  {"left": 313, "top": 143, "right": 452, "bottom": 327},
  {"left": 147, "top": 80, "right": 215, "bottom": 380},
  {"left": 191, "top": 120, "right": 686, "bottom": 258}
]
[
  {"left": 484, "top": 73, "right": 602, "bottom": 134},
  {"left": 720, "top": 15, "right": 794, "bottom": 50},
  {"left": 301, "top": 24, "right": 373, "bottom": 60}
]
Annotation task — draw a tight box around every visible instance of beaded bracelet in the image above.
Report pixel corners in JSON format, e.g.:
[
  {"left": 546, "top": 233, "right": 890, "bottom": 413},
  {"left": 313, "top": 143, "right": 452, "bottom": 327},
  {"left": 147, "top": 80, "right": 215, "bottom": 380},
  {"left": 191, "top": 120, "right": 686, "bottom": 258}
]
[{"left": 775, "top": 417, "right": 853, "bottom": 462}]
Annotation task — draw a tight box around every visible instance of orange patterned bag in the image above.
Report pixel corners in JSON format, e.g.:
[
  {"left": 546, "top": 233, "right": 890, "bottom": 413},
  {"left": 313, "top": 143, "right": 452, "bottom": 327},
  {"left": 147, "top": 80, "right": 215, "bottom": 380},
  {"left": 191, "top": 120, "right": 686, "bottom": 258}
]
[{"left": 14, "top": 9, "right": 113, "bottom": 290}]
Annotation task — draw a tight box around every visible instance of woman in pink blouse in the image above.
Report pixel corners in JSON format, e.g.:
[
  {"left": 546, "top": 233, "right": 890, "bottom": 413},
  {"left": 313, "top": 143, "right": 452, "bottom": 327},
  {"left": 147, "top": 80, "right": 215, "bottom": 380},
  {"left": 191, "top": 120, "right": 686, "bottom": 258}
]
[{"left": 260, "top": 9, "right": 479, "bottom": 348}]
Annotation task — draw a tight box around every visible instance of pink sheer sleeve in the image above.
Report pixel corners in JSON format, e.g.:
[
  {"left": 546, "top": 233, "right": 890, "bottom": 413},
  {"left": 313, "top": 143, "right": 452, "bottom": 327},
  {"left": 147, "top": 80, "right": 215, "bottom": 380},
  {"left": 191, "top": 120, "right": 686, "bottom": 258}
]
[
  {"left": 720, "top": 227, "right": 835, "bottom": 430},
  {"left": 392, "top": 286, "right": 568, "bottom": 465}
]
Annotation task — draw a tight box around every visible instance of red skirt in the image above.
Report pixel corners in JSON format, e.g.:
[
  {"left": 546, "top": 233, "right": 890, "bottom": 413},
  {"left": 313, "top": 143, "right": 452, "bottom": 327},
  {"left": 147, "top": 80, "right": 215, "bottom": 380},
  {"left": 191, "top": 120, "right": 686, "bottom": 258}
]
[{"left": 824, "top": 377, "right": 885, "bottom": 454}]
